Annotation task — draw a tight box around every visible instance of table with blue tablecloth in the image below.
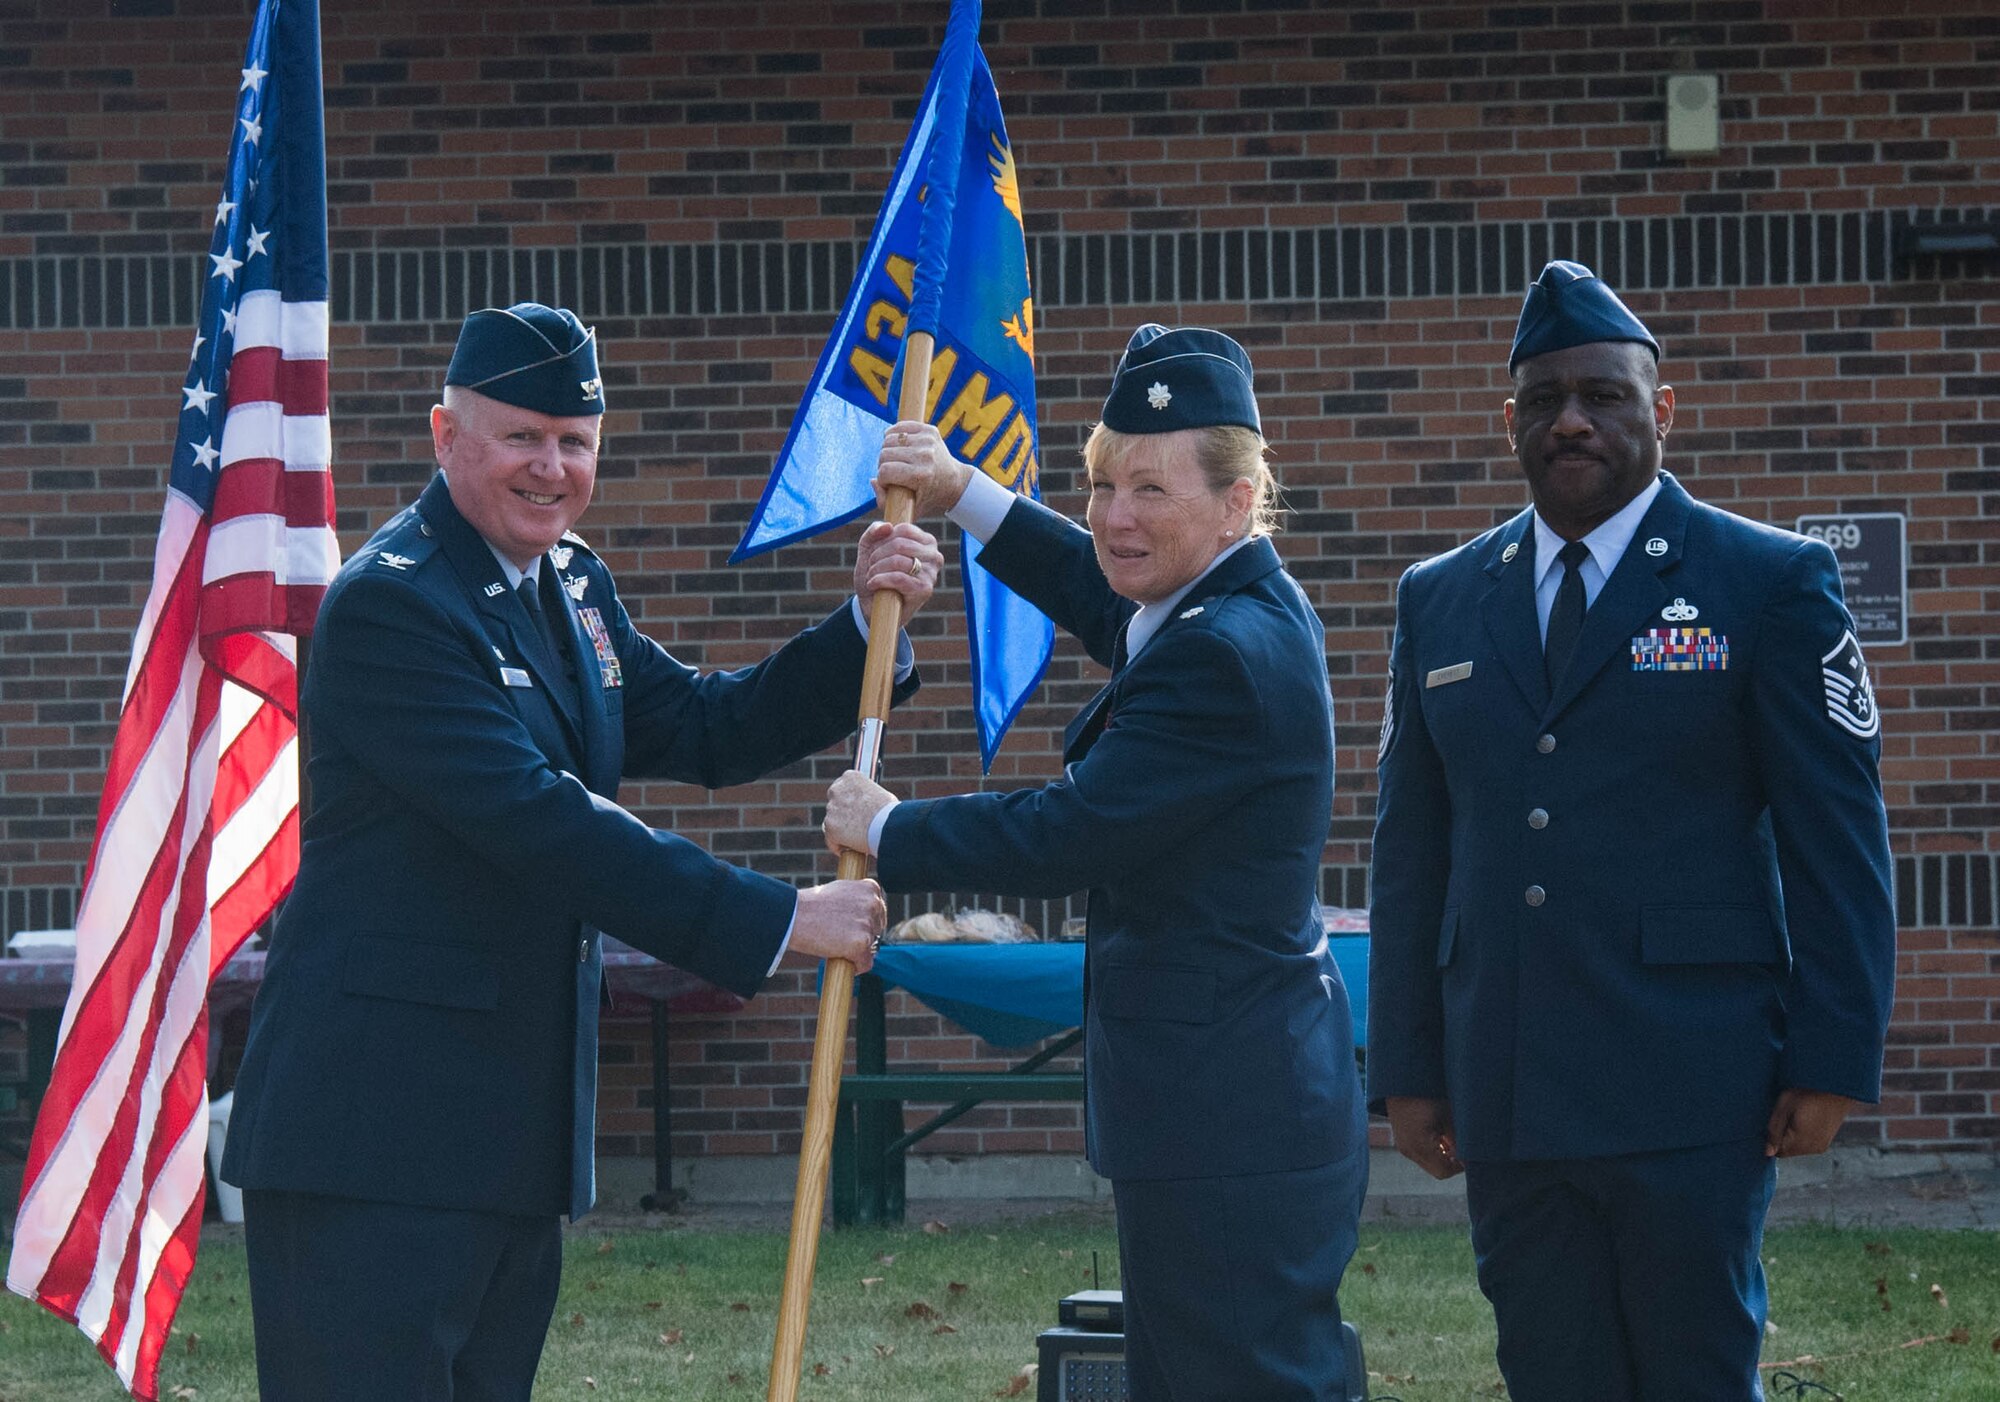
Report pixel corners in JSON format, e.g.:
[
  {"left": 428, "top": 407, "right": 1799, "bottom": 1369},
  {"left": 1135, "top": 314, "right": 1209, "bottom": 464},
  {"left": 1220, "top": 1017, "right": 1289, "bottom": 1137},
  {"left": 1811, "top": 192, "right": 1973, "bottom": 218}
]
[{"left": 833, "top": 910, "right": 1369, "bottom": 1226}]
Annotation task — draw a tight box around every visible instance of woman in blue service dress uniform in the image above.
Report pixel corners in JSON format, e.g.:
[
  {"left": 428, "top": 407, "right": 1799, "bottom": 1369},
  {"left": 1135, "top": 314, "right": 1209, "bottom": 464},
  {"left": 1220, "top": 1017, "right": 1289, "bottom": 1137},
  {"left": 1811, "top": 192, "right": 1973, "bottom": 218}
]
[{"left": 823, "top": 325, "right": 1368, "bottom": 1402}]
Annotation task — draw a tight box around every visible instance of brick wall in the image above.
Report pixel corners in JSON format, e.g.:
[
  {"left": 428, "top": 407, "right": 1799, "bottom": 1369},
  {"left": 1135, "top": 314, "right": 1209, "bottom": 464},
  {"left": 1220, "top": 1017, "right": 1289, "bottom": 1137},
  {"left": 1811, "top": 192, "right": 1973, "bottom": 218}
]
[{"left": 2, "top": 0, "right": 1996, "bottom": 1166}]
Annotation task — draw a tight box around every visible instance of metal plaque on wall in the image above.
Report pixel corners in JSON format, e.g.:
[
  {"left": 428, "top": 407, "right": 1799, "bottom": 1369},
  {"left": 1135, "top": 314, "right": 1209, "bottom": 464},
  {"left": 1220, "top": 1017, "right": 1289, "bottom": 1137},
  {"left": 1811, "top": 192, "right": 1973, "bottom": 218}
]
[{"left": 1796, "top": 512, "right": 1907, "bottom": 646}]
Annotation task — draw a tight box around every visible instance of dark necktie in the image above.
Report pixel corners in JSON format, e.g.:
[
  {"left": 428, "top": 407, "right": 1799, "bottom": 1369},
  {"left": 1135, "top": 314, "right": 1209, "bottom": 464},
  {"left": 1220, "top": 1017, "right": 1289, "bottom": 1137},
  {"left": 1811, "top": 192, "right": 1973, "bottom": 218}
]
[
  {"left": 1543, "top": 539, "right": 1591, "bottom": 691},
  {"left": 518, "top": 573, "right": 566, "bottom": 673}
]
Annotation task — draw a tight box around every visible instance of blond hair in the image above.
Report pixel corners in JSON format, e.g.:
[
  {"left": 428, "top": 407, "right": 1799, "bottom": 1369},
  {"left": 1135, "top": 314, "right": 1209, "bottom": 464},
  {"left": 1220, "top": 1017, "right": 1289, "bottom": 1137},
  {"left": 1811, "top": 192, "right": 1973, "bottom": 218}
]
[{"left": 1082, "top": 422, "right": 1280, "bottom": 537}]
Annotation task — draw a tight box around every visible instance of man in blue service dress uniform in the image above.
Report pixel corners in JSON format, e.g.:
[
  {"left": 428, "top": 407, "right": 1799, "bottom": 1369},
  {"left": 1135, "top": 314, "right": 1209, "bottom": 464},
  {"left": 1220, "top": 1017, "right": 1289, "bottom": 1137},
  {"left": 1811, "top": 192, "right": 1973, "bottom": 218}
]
[
  {"left": 222, "top": 304, "right": 942, "bottom": 1402},
  {"left": 1367, "top": 263, "right": 1896, "bottom": 1401}
]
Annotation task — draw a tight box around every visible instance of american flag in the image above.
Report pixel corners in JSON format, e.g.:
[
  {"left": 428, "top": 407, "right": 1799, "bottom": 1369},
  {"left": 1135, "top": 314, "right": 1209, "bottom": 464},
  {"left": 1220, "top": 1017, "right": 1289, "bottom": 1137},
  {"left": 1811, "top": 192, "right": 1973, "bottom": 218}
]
[{"left": 5, "top": 0, "right": 333, "bottom": 1395}]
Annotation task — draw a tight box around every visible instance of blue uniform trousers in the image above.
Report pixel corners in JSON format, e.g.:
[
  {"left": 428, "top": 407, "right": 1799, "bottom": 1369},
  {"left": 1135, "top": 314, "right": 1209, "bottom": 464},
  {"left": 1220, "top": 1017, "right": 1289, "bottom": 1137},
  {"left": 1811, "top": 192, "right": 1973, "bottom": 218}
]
[
  {"left": 242, "top": 1189, "right": 561, "bottom": 1402},
  {"left": 1113, "top": 1146, "right": 1367, "bottom": 1402},
  {"left": 1464, "top": 1137, "right": 1777, "bottom": 1402}
]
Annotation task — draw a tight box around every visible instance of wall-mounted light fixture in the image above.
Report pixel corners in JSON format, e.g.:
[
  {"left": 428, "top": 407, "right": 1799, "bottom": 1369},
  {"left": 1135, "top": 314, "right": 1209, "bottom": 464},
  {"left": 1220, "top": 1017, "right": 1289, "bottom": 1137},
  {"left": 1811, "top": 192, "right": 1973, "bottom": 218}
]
[
  {"left": 1665, "top": 73, "right": 1720, "bottom": 156},
  {"left": 1896, "top": 223, "right": 2000, "bottom": 257}
]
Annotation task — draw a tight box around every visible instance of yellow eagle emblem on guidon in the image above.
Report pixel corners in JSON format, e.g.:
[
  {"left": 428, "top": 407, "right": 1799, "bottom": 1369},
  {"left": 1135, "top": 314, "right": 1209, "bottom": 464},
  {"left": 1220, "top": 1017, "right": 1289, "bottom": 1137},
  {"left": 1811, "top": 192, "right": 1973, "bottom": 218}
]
[{"left": 988, "top": 134, "right": 1035, "bottom": 362}]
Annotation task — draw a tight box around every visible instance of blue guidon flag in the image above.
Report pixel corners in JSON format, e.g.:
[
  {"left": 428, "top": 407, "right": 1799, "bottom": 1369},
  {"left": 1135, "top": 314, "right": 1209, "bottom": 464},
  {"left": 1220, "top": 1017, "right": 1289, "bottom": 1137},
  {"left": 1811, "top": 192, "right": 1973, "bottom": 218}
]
[{"left": 732, "top": 0, "right": 1051, "bottom": 769}]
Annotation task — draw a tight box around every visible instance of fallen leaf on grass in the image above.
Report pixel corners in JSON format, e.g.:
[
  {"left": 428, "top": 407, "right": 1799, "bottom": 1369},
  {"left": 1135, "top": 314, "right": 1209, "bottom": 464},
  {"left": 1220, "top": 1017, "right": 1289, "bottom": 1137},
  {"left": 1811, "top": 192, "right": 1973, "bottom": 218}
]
[
  {"left": 1948, "top": 1327, "right": 1971, "bottom": 1345},
  {"left": 727, "top": 1373, "right": 743, "bottom": 1384},
  {"left": 906, "top": 1300, "right": 939, "bottom": 1320},
  {"left": 875, "top": 1252, "right": 897, "bottom": 1265},
  {"left": 1057, "top": 1249, "right": 1073, "bottom": 1259},
  {"left": 569, "top": 1312, "right": 586, "bottom": 1328},
  {"left": 995, "top": 1363, "right": 1037, "bottom": 1396},
  {"left": 1929, "top": 1283, "right": 1948, "bottom": 1308},
  {"left": 1360, "top": 1262, "right": 1377, "bottom": 1276},
  {"left": 660, "top": 1329, "right": 684, "bottom": 1346},
  {"left": 1864, "top": 1240, "right": 1890, "bottom": 1256},
  {"left": 948, "top": 1281, "right": 969, "bottom": 1295},
  {"left": 596, "top": 1238, "right": 615, "bottom": 1255},
  {"left": 861, "top": 1277, "right": 884, "bottom": 1289},
  {"left": 584, "top": 1281, "right": 601, "bottom": 1292},
  {"left": 583, "top": 1379, "right": 597, "bottom": 1391},
  {"left": 813, "top": 1362, "right": 830, "bottom": 1377},
  {"left": 184, "top": 1331, "right": 200, "bottom": 1355},
  {"left": 874, "top": 1343, "right": 896, "bottom": 1358},
  {"left": 934, "top": 1323, "right": 958, "bottom": 1335},
  {"left": 922, "top": 1219, "right": 950, "bottom": 1235},
  {"left": 171, "top": 1389, "right": 198, "bottom": 1401},
  {"left": 644, "top": 1300, "right": 665, "bottom": 1310},
  {"left": 730, "top": 1301, "right": 751, "bottom": 1312}
]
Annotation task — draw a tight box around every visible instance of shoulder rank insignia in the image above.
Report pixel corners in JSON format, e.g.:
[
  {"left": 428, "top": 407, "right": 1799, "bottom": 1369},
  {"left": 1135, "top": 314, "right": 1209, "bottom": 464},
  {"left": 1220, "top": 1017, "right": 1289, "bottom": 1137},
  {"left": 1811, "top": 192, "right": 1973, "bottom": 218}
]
[
  {"left": 1661, "top": 597, "right": 1698, "bottom": 622},
  {"left": 377, "top": 552, "right": 415, "bottom": 570},
  {"left": 1178, "top": 604, "right": 1204, "bottom": 620},
  {"left": 549, "top": 545, "right": 573, "bottom": 570},
  {"left": 564, "top": 574, "right": 588, "bottom": 601},
  {"left": 1821, "top": 629, "right": 1879, "bottom": 739}
]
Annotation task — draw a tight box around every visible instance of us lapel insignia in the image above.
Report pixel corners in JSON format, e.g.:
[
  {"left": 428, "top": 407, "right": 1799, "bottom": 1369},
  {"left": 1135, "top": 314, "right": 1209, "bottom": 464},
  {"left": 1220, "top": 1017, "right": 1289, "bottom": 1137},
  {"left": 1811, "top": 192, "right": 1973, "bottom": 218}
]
[
  {"left": 483, "top": 581, "right": 506, "bottom": 598},
  {"left": 1500, "top": 541, "right": 1519, "bottom": 563},
  {"left": 564, "top": 573, "right": 589, "bottom": 601},
  {"left": 1178, "top": 605, "right": 1204, "bottom": 620},
  {"left": 1661, "top": 597, "right": 1698, "bottom": 622},
  {"left": 377, "top": 552, "right": 415, "bottom": 570},
  {"left": 1644, "top": 537, "right": 1668, "bottom": 557},
  {"left": 576, "top": 606, "right": 623, "bottom": 688}
]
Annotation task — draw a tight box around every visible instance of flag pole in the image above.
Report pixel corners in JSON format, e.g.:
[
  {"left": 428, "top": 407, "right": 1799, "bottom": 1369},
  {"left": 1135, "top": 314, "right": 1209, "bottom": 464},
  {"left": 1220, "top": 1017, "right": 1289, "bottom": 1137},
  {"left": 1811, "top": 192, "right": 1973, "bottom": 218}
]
[{"left": 766, "top": 341, "right": 931, "bottom": 1402}]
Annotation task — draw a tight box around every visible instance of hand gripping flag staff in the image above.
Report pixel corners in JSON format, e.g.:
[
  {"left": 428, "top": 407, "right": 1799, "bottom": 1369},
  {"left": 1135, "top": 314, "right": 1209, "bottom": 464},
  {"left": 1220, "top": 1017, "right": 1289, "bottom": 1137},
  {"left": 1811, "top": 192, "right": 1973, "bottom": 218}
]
[
  {"left": 5, "top": 2, "right": 335, "bottom": 1396},
  {"left": 760, "top": 3, "right": 1038, "bottom": 1396},
  {"left": 733, "top": 0, "right": 1051, "bottom": 774}
]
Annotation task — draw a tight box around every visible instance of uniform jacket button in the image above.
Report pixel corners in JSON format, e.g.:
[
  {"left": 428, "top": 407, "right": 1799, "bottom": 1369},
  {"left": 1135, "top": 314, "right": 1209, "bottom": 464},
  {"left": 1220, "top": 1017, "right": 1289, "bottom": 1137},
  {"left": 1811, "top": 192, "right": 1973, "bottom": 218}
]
[
  {"left": 1536, "top": 733, "right": 1556, "bottom": 753},
  {"left": 1525, "top": 885, "right": 1547, "bottom": 907},
  {"left": 1528, "top": 807, "right": 1549, "bottom": 829}
]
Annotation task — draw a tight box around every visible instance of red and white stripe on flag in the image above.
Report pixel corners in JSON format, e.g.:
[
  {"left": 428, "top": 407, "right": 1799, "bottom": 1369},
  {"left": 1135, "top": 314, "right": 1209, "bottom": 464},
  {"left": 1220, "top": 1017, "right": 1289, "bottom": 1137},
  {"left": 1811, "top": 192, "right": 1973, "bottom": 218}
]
[{"left": 6, "top": 1, "right": 333, "bottom": 1396}]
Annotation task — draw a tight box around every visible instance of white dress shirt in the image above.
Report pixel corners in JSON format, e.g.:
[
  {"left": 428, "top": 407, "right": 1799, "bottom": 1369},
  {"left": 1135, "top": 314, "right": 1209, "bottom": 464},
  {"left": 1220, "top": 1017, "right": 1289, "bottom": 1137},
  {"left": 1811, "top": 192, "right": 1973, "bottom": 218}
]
[{"left": 1530, "top": 474, "right": 1663, "bottom": 642}]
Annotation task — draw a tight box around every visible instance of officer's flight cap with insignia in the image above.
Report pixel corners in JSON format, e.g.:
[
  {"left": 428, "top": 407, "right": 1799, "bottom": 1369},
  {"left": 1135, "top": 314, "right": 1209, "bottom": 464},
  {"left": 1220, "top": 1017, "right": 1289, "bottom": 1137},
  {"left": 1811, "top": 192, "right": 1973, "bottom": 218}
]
[
  {"left": 1099, "top": 323, "right": 1262, "bottom": 436},
  {"left": 445, "top": 302, "right": 606, "bottom": 417},
  {"left": 1508, "top": 261, "right": 1660, "bottom": 374}
]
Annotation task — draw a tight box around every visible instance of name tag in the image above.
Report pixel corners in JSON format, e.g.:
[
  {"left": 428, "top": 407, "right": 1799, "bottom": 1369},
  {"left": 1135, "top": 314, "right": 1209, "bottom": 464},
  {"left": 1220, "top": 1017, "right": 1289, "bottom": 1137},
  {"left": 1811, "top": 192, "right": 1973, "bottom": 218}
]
[
  {"left": 500, "top": 666, "right": 533, "bottom": 688},
  {"left": 1426, "top": 662, "right": 1473, "bottom": 688}
]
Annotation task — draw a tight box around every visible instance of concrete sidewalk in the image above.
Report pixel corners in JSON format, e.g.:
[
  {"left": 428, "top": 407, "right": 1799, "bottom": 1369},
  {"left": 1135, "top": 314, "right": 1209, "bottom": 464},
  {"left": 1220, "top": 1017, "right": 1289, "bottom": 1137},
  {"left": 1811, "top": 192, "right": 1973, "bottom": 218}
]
[
  {"left": 1362, "top": 1146, "right": 2000, "bottom": 1230},
  {"left": 587, "top": 1147, "right": 2000, "bottom": 1233}
]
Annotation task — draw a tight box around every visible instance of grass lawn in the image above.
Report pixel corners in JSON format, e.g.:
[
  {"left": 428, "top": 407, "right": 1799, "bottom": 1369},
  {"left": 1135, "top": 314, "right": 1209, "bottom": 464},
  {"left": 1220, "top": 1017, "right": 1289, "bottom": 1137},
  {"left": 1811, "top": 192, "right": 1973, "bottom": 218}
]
[{"left": 2, "top": 1217, "right": 1995, "bottom": 1400}]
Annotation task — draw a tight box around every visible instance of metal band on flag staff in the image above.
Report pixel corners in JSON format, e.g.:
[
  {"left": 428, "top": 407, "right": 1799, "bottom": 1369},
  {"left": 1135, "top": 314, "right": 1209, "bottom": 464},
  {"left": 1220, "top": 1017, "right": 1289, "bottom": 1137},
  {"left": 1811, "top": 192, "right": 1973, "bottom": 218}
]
[{"left": 764, "top": 3, "right": 988, "bottom": 1396}]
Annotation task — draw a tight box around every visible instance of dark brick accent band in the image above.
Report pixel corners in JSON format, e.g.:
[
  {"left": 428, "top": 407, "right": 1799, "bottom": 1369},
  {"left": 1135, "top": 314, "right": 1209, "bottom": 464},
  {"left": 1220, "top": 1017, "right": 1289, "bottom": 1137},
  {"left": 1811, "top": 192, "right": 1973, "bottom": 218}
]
[{"left": 7, "top": 208, "right": 1995, "bottom": 332}]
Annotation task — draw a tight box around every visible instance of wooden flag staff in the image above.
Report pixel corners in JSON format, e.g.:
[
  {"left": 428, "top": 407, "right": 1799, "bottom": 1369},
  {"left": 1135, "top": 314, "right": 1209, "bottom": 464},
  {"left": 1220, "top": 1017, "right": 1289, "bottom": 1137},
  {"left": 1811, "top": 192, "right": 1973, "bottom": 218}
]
[{"left": 765, "top": 332, "right": 935, "bottom": 1402}]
